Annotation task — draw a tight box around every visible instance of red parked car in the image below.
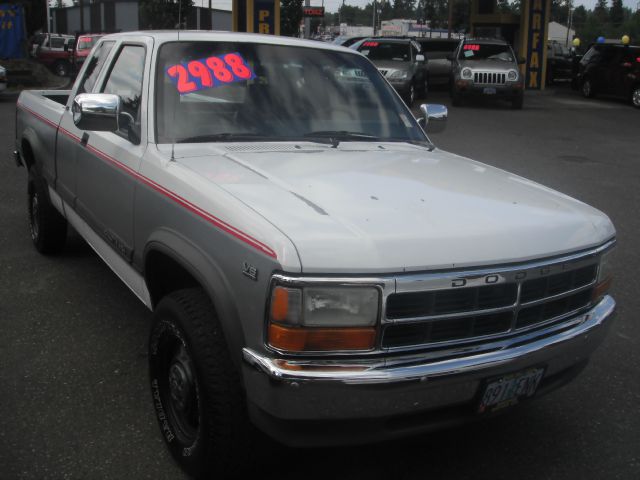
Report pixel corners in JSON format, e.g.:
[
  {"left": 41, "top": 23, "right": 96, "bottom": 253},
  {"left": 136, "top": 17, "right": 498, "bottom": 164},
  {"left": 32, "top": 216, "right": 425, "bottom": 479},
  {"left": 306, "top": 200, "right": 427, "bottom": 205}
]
[{"left": 73, "top": 34, "right": 105, "bottom": 68}]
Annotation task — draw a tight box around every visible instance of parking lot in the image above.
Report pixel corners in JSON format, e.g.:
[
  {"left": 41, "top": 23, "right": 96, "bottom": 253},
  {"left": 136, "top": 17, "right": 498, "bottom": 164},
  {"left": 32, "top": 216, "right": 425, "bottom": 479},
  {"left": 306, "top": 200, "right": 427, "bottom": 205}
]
[{"left": 1, "top": 85, "right": 638, "bottom": 479}]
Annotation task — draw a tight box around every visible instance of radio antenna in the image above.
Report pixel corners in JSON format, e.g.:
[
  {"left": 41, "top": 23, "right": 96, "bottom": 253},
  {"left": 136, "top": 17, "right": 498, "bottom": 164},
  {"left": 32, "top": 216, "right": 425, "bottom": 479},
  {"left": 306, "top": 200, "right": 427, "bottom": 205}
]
[{"left": 170, "top": 0, "right": 183, "bottom": 162}]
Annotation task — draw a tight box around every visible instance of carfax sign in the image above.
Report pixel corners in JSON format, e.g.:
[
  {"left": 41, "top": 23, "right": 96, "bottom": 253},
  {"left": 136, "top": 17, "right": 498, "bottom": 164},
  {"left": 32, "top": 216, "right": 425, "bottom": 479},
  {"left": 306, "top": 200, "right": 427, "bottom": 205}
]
[{"left": 524, "top": 0, "right": 551, "bottom": 89}]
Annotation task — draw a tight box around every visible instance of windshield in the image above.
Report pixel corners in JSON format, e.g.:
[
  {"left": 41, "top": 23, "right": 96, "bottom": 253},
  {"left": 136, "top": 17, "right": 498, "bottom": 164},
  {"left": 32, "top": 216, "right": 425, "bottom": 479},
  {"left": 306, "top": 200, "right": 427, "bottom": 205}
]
[
  {"left": 78, "top": 36, "right": 101, "bottom": 51},
  {"left": 357, "top": 41, "right": 412, "bottom": 62},
  {"left": 459, "top": 43, "right": 514, "bottom": 62},
  {"left": 155, "top": 41, "right": 426, "bottom": 144}
]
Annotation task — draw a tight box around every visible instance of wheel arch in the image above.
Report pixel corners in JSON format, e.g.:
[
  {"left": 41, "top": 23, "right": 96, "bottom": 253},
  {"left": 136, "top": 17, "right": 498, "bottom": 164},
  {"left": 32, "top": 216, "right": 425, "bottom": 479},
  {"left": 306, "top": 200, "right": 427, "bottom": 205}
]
[{"left": 143, "top": 229, "right": 245, "bottom": 369}]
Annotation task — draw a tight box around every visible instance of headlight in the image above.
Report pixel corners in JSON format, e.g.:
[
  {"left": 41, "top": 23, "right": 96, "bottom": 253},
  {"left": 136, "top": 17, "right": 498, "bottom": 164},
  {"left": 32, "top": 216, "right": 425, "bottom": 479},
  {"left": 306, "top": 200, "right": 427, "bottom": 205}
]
[
  {"left": 388, "top": 70, "right": 409, "bottom": 80},
  {"left": 593, "top": 249, "right": 614, "bottom": 302},
  {"left": 461, "top": 68, "right": 472, "bottom": 79},
  {"left": 268, "top": 284, "right": 379, "bottom": 352},
  {"left": 507, "top": 69, "right": 518, "bottom": 81}
]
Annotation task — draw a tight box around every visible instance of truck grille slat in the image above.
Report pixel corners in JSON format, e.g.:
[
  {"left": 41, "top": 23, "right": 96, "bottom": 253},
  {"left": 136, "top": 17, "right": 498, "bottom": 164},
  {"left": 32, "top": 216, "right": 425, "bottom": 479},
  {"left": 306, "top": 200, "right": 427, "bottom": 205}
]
[
  {"left": 382, "top": 263, "right": 599, "bottom": 350},
  {"left": 473, "top": 71, "right": 506, "bottom": 85}
]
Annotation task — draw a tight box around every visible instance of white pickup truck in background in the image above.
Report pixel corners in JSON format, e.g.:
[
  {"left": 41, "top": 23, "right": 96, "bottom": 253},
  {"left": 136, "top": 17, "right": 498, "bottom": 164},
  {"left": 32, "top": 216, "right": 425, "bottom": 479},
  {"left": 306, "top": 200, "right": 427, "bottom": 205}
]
[{"left": 15, "top": 31, "right": 616, "bottom": 479}]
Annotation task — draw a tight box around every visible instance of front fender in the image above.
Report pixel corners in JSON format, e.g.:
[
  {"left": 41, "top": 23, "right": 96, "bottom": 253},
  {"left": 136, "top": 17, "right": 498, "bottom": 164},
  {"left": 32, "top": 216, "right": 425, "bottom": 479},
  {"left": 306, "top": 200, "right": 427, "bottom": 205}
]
[{"left": 143, "top": 228, "right": 245, "bottom": 370}]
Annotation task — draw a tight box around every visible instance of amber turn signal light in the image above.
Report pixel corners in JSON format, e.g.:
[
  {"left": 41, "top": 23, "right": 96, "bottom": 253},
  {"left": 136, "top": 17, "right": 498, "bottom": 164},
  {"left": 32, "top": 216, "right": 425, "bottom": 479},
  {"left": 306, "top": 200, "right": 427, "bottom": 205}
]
[
  {"left": 268, "top": 323, "right": 376, "bottom": 352},
  {"left": 592, "top": 276, "right": 613, "bottom": 302}
]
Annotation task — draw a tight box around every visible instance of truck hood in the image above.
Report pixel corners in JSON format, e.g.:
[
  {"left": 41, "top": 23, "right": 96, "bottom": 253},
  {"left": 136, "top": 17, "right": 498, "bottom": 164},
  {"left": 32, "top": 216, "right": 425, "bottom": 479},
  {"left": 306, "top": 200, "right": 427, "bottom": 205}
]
[{"left": 172, "top": 143, "right": 614, "bottom": 273}]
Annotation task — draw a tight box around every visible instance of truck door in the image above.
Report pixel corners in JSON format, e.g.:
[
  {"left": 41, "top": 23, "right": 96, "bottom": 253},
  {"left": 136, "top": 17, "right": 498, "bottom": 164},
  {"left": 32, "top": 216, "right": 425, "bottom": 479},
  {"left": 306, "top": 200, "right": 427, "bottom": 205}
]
[
  {"left": 56, "top": 39, "right": 115, "bottom": 206},
  {"left": 64, "top": 40, "right": 151, "bottom": 263}
]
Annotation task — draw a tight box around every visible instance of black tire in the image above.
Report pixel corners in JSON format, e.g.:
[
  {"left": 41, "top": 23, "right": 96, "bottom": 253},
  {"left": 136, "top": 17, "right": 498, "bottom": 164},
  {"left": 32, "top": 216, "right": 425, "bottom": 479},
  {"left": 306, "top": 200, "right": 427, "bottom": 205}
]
[
  {"left": 582, "top": 77, "right": 595, "bottom": 98},
  {"left": 149, "top": 288, "right": 251, "bottom": 479},
  {"left": 420, "top": 77, "right": 429, "bottom": 99},
  {"left": 631, "top": 85, "right": 640, "bottom": 109},
  {"left": 511, "top": 95, "right": 524, "bottom": 110},
  {"left": 54, "top": 60, "right": 70, "bottom": 77},
  {"left": 404, "top": 83, "right": 416, "bottom": 106},
  {"left": 28, "top": 169, "right": 67, "bottom": 254},
  {"left": 546, "top": 69, "right": 554, "bottom": 86}
]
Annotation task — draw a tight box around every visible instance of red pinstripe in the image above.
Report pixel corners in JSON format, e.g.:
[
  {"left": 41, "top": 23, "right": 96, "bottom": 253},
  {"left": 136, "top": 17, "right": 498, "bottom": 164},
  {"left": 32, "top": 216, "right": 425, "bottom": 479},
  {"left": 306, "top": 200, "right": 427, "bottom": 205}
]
[{"left": 17, "top": 102, "right": 278, "bottom": 259}]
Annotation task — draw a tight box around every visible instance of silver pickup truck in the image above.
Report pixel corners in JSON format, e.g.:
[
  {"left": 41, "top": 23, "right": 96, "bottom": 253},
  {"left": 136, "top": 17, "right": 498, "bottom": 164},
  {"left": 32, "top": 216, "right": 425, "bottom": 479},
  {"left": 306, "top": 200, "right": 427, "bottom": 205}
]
[{"left": 15, "top": 31, "right": 616, "bottom": 478}]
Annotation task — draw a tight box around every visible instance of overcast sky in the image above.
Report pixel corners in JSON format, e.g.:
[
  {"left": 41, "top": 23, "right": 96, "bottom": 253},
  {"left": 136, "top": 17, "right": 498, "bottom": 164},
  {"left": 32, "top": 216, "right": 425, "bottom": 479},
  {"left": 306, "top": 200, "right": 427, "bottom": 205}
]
[
  {"left": 194, "top": 0, "right": 639, "bottom": 13},
  {"left": 56, "top": 0, "right": 640, "bottom": 15}
]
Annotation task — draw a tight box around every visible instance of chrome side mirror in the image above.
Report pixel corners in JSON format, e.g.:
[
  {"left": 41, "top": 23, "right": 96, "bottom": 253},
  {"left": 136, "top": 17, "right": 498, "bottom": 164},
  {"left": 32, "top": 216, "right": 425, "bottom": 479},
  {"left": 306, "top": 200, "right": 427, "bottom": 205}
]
[
  {"left": 418, "top": 103, "right": 447, "bottom": 133},
  {"left": 72, "top": 93, "right": 120, "bottom": 131}
]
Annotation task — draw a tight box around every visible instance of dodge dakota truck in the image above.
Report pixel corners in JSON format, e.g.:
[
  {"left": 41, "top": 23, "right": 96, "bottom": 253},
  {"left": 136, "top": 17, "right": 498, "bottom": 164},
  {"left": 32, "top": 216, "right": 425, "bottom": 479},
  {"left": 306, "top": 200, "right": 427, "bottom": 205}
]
[{"left": 14, "top": 31, "right": 616, "bottom": 478}]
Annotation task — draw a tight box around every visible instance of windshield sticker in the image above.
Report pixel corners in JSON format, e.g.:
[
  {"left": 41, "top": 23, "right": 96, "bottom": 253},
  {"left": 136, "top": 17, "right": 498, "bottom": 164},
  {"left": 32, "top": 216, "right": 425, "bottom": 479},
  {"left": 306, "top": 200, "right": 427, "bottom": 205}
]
[
  {"left": 464, "top": 50, "right": 474, "bottom": 58},
  {"left": 464, "top": 44, "right": 480, "bottom": 51},
  {"left": 166, "top": 52, "right": 256, "bottom": 94}
]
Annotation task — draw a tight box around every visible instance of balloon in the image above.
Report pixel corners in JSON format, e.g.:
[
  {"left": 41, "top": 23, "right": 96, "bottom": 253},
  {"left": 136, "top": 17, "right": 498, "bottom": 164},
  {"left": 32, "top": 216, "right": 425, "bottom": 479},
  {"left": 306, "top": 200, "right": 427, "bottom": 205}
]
[
  {"left": 572, "top": 38, "right": 581, "bottom": 47},
  {"left": 621, "top": 35, "right": 630, "bottom": 45},
  {"left": 597, "top": 36, "right": 605, "bottom": 44}
]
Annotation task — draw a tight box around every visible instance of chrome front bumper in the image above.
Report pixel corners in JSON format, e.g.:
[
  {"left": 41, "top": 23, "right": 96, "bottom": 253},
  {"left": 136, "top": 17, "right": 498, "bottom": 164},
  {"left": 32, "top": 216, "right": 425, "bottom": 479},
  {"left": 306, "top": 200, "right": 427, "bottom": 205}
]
[{"left": 242, "top": 296, "right": 615, "bottom": 445}]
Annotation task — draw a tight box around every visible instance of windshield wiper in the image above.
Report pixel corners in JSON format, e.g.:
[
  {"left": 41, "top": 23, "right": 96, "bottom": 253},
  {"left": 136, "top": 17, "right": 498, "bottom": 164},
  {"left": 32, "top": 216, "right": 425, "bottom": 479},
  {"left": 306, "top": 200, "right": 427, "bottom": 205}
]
[{"left": 304, "top": 130, "right": 380, "bottom": 148}]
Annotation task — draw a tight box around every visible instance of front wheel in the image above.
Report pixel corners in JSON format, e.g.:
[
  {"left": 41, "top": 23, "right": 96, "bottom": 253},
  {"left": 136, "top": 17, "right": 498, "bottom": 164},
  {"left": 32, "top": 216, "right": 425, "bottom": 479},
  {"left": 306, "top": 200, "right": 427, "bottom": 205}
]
[
  {"left": 404, "top": 83, "right": 416, "bottom": 106},
  {"left": 582, "top": 78, "right": 595, "bottom": 98},
  {"left": 54, "top": 60, "right": 70, "bottom": 77},
  {"left": 631, "top": 85, "right": 640, "bottom": 109},
  {"left": 149, "top": 288, "right": 251, "bottom": 479}
]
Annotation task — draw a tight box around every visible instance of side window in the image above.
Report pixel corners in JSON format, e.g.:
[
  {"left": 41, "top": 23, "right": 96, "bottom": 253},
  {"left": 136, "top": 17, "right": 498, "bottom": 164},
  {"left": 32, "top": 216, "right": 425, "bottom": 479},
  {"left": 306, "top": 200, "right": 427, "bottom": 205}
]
[
  {"left": 50, "top": 37, "right": 65, "bottom": 49},
  {"left": 101, "top": 45, "right": 146, "bottom": 144},
  {"left": 77, "top": 41, "right": 115, "bottom": 94}
]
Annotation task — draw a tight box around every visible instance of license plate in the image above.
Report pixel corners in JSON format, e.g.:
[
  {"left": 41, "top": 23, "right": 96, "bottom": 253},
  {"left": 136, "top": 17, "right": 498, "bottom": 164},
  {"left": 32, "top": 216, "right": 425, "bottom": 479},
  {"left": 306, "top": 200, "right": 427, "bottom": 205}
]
[
  {"left": 483, "top": 87, "right": 497, "bottom": 95},
  {"left": 478, "top": 368, "right": 544, "bottom": 413}
]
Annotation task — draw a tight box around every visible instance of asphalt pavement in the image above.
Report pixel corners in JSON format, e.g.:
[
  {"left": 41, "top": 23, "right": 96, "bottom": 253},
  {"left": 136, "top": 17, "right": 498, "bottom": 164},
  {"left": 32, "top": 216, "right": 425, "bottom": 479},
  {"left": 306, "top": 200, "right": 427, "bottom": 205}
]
[{"left": 1, "top": 86, "right": 638, "bottom": 480}]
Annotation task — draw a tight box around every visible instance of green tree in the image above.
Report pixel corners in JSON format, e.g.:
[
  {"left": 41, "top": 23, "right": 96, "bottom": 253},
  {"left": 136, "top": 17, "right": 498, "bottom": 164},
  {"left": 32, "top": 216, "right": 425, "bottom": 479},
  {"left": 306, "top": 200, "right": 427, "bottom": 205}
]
[
  {"left": 450, "top": 0, "right": 469, "bottom": 32},
  {"left": 609, "top": 0, "right": 624, "bottom": 26},
  {"left": 551, "top": 0, "right": 569, "bottom": 25},
  {"left": 392, "top": 0, "right": 416, "bottom": 19},
  {"left": 281, "top": 0, "right": 303, "bottom": 36},
  {"left": 593, "top": 0, "right": 608, "bottom": 24},
  {"left": 139, "top": 0, "right": 194, "bottom": 30}
]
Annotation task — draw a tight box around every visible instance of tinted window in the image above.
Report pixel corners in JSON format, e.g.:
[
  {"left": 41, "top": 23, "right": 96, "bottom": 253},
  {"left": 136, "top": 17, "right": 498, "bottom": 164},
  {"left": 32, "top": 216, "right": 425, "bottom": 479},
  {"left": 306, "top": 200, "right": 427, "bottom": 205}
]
[
  {"left": 580, "top": 46, "right": 601, "bottom": 64},
  {"left": 459, "top": 43, "right": 514, "bottom": 62},
  {"left": 358, "top": 42, "right": 411, "bottom": 61},
  {"left": 77, "top": 40, "right": 115, "bottom": 94},
  {"left": 50, "top": 37, "right": 65, "bottom": 49},
  {"left": 101, "top": 45, "right": 146, "bottom": 144}
]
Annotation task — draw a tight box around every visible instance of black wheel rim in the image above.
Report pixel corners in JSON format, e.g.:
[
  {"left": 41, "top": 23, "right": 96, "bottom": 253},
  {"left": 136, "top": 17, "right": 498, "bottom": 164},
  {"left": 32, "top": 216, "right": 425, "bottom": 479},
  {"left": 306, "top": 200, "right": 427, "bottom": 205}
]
[
  {"left": 156, "top": 330, "right": 201, "bottom": 445},
  {"left": 30, "top": 192, "right": 39, "bottom": 241}
]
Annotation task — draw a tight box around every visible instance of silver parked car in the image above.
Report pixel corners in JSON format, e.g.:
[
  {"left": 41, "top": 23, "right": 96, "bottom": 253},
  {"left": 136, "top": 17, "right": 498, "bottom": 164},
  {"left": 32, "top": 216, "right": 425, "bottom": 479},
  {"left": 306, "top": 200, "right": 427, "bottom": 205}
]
[{"left": 450, "top": 37, "right": 525, "bottom": 109}]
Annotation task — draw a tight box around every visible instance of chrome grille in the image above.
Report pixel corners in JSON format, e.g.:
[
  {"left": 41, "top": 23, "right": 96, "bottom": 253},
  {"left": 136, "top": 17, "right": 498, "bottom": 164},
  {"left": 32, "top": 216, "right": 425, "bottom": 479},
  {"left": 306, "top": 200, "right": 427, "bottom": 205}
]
[
  {"left": 473, "top": 71, "right": 506, "bottom": 84},
  {"left": 382, "top": 261, "right": 599, "bottom": 350}
]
